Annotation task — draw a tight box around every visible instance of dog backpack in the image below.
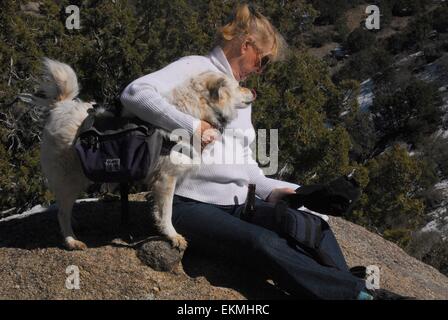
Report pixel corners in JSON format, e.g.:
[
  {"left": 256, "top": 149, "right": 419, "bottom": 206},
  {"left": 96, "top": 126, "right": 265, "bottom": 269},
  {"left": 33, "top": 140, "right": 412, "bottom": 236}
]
[
  {"left": 74, "top": 108, "right": 164, "bottom": 183},
  {"left": 74, "top": 106, "right": 173, "bottom": 230}
]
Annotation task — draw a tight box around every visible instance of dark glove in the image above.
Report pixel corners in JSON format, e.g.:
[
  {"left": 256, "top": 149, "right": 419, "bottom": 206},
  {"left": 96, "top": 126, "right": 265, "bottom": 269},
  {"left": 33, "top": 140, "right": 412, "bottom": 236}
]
[{"left": 281, "top": 174, "right": 361, "bottom": 216}]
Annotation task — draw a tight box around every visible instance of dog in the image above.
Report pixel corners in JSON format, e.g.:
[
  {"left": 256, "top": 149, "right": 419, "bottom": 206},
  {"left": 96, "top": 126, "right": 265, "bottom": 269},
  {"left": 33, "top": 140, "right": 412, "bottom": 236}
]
[{"left": 20, "top": 58, "right": 254, "bottom": 251}]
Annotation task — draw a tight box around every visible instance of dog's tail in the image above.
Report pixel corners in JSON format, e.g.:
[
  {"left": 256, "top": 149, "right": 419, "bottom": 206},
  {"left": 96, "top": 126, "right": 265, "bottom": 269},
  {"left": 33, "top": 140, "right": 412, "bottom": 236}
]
[{"left": 19, "top": 58, "right": 79, "bottom": 107}]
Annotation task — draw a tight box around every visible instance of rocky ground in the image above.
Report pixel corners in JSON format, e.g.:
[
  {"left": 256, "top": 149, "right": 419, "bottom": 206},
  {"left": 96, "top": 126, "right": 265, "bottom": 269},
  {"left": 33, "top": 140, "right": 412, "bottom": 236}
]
[{"left": 0, "top": 193, "right": 447, "bottom": 300}]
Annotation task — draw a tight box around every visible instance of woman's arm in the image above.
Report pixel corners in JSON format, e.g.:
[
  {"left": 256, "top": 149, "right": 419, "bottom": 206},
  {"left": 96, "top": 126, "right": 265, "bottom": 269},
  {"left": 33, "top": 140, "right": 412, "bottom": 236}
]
[
  {"left": 120, "top": 57, "right": 213, "bottom": 135},
  {"left": 120, "top": 81, "right": 201, "bottom": 136}
]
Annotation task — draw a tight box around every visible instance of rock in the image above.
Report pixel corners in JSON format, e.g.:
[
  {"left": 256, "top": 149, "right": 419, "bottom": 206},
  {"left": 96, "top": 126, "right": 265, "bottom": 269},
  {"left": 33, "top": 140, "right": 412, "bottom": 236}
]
[
  {"left": 329, "top": 216, "right": 448, "bottom": 299},
  {"left": 0, "top": 194, "right": 446, "bottom": 299},
  {"left": 20, "top": 2, "right": 43, "bottom": 17},
  {"left": 137, "top": 240, "right": 184, "bottom": 272}
]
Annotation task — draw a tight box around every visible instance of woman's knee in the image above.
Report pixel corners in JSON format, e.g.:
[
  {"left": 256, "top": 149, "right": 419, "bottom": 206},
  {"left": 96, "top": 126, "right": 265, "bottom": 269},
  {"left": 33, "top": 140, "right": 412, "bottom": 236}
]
[{"left": 247, "top": 227, "right": 283, "bottom": 254}]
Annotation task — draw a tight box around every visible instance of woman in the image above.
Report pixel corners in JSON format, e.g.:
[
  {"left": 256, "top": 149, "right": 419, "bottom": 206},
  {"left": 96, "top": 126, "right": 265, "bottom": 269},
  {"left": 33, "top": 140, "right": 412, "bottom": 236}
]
[{"left": 120, "top": 3, "right": 374, "bottom": 300}]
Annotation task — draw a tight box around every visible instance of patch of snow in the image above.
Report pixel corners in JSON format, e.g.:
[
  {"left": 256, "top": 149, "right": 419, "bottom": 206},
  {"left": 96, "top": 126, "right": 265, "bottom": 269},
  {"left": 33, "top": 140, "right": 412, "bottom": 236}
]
[
  {"left": 434, "top": 128, "right": 448, "bottom": 139},
  {"left": 421, "top": 180, "right": 448, "bottom": 240},
  {"left": 355, "top": 51, "right": 438, "bottom": 115},
  {"left": 0, "top": 198, "right": 99, "bottom": 223},
  {"left": 434, "top": 180, "right": 448, "bottom": 194},
  {"left": 395, "top": 51, "right": 423, "bottom": 66},
  {"left": 415, "top": 55, "right": 448, "bottom": 85},
  {"left": 417, "top": 62, "right": 444, "bottom": 83},
  {"left": 1, "top": 207, "right": 17, "bottom": 216},
  {"left": 422, "top": 213, "right": 448, "bottom": 240},
  {"left": 357, "top": 78, "right": 375, "bottom": 112}
]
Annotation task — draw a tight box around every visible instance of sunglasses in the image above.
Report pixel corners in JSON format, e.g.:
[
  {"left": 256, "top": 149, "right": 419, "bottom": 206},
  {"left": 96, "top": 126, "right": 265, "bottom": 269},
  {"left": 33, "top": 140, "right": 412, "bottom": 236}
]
[{"left": 247, "top": 41, "right": 272, "bottom": 70}]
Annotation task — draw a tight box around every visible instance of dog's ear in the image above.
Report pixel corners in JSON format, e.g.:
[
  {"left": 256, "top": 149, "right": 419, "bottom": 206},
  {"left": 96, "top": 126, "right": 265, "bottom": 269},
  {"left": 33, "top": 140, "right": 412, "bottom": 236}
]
[{"left": 208, "top": 78, "right": 226, "bottom": 102}]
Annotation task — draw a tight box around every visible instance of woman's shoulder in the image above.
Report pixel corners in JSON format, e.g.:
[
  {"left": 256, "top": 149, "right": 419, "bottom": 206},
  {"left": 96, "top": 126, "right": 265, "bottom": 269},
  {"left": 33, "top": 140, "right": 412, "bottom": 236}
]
[
  {"left": 128, "top": 53, "right": 217, "bottom": 91},
  {"left": 166, "top": 53, "right": 214, "bottom": 71},
  {"left": 177, "top": 54, "right": 211, "bottom": 64},
  {"left": 154, "top": 54, "right": 218, "bottom": 79}
]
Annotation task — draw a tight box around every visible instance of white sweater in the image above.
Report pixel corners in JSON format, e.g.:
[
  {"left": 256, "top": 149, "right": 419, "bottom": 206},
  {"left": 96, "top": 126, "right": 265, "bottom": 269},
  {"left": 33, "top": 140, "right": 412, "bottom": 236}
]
[{"left": 120, "top": 46, "right": 301, "bottom": 205}]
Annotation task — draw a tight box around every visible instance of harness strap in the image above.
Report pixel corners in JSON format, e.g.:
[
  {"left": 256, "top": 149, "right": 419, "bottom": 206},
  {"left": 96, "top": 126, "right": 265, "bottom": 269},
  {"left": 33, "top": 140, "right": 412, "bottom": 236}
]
[
  {"left": 302, "top": 213, "right": 313, "bottom": 248},
  {"left": 160, "top": 137, "right": 179, "bottom": 155}
]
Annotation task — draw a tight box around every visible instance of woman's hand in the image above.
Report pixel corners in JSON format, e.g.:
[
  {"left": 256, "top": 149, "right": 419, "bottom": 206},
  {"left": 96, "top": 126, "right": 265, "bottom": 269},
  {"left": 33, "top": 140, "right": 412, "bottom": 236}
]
[
  {"left": 195, "top": 120, "right": 219, "bottom": 150},
  {"left": 266, "top": 187, "right": 296, "bottom": 203}
]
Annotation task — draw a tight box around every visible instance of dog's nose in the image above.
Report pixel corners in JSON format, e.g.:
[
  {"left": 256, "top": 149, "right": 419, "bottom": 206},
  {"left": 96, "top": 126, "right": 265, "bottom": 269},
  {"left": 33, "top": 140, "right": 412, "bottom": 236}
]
[{"left": 251, "top": 89, "right": 257, "bottom": 100}]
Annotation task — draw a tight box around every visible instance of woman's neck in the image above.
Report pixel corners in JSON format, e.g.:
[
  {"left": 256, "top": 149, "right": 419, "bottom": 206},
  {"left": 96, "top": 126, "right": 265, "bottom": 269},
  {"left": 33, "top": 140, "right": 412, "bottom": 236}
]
[{"left": 221, "top": 44, "right": 242, "bottom": 81}]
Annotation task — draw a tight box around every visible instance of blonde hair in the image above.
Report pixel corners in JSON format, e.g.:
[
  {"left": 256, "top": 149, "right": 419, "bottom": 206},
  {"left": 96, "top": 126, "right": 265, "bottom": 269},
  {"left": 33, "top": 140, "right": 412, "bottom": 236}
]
[{"left": 216, "top": 3, "right": 288, "bottom": 62}]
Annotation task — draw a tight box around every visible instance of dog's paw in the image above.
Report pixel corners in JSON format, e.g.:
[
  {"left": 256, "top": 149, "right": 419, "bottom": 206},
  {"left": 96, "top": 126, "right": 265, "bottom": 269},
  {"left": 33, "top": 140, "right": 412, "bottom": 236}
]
[
  {"left": 169, "top": 234, "right": 188, "bottom": 251},
  {"left": 65, "top": 238, "right": 88, "bottom": 251}
]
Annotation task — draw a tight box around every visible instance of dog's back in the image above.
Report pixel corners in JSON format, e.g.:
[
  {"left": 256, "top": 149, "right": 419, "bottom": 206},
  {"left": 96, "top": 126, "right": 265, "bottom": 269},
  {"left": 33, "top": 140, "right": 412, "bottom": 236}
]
[{"left": 37, "top": 59, "right": 91, "bottom": 196}]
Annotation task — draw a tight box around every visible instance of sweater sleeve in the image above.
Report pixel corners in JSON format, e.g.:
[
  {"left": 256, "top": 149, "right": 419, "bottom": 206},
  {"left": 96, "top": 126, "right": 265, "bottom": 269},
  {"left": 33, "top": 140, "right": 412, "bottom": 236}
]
[
  {"left": 120, "top": 81, "right": 201, "bottom": 136},
  {"left": 245, "top": 144, "right": 300, "bottom": 200},
  {"left": 120, "top": 58, "right": 204, "bottom": 135}
]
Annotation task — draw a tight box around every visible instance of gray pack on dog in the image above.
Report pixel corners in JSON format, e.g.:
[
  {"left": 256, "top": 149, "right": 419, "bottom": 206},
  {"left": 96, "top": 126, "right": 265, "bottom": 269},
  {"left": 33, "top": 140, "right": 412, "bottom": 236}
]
[{"left": 74, "top": 108, "right": 164, "bottom": 183}]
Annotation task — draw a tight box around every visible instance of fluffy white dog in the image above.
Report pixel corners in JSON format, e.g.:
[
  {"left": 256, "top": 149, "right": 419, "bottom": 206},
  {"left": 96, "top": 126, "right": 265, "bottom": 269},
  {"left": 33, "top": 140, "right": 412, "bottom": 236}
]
[{"left": 21, "top": 58, "right": 254, "bottom": 250}]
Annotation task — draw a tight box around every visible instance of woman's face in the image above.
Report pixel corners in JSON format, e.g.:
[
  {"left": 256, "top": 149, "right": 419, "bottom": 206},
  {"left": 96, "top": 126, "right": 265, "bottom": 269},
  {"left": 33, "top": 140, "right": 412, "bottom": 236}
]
[{"left": 232, "top": 38, "right": 272, "bottom": 81}]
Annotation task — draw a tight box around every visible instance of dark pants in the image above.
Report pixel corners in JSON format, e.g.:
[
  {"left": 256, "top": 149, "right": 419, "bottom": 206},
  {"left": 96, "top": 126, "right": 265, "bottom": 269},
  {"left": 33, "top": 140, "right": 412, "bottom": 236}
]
[{"left": 172, "top": 195, "right": 365, "bottom": 300}]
